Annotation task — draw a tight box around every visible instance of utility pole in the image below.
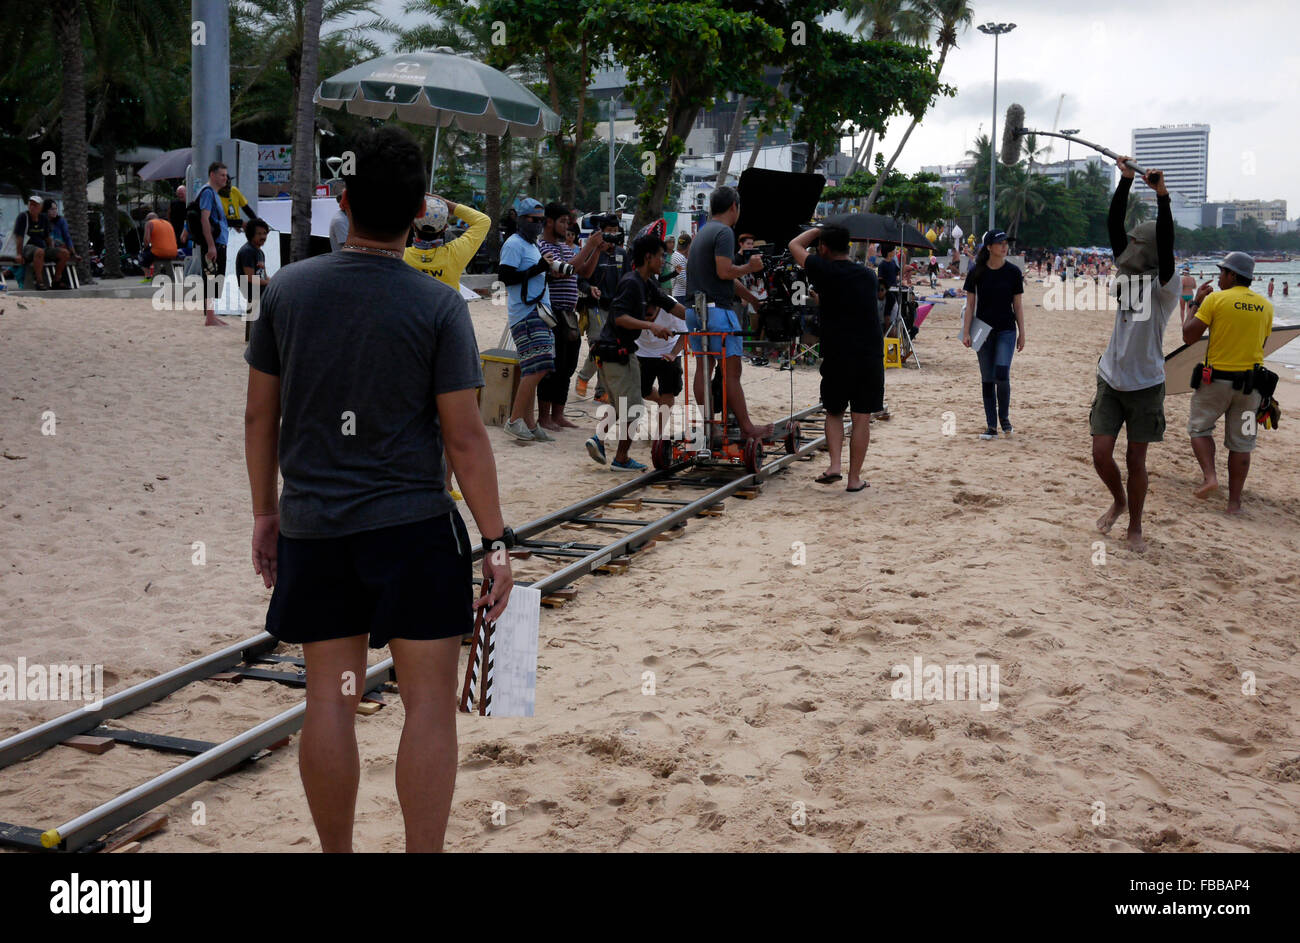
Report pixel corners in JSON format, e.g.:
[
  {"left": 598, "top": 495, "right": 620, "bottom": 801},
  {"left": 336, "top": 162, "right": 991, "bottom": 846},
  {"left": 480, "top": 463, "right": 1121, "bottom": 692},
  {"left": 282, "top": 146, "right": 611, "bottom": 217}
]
[{"left": 977, "top": 22, "right": 1016, "bottom": 233}]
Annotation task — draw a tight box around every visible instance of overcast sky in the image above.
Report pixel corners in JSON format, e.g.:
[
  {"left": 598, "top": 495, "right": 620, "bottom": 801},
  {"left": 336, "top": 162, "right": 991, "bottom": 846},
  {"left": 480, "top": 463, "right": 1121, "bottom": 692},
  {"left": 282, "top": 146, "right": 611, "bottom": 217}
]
[{"left": 370, "top": 0, "right": 1300, "bottom": 213}]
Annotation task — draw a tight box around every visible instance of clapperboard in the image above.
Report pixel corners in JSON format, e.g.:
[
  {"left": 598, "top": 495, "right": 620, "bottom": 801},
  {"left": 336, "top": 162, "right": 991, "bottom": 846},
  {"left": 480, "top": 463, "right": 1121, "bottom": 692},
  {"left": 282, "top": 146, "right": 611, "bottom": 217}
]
[{"left": 458, "top": 585, "right": 541, "bottom": 717}]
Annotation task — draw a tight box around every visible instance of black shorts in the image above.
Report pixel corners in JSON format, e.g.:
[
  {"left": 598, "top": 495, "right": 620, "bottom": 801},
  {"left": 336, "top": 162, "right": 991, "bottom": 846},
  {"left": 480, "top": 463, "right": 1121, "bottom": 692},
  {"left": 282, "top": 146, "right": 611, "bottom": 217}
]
[
  {"left": 820, "top": 358, "right": 884, "bottom": 416},
  {"left": 638, "top": 355, "right": 683, "bottom": 398},
  {"left": 265, "top": 512, "right": 474, "bottom": 648},
  {"left": 203, "top": 244, "right": 227, "bottom": 302}
]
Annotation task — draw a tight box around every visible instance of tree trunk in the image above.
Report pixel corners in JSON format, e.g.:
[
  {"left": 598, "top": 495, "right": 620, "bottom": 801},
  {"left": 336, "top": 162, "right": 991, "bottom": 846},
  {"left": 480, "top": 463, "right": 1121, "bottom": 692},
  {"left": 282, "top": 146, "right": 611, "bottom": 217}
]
[
  {"left": 53, "top": 0, "right": 92, "bottom": 283},
  {"left": 562, "top": 37, "right": 591, "bottom": 208},
  {"left": 633, "top": 102, "right": 700, "bottom": 233},
  {"left": 484, "top": 134, "right": 501, "bottom": 258},
  {"left": 715, "top": 95, "right": 747, "bottom": 187},
  {"left": 102, "top": 110, "right": 121, "bottom": 278},
  {"left": 862, "top": 120, "right": 918, "bottom": 211},
  {"left": 850, "top": 129, "right": 875, "bottom": 175},
  {"left": 289, "top": 1, "right": 323, "bottom": 262},
  {"left": 746, "top": 76, "right": 785, "bottom": 170}
]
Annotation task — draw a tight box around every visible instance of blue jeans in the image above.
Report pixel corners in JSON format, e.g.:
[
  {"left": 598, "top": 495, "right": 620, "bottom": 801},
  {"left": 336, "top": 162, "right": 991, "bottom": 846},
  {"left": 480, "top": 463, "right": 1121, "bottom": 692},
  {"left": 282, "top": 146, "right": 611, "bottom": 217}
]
[{"left": 976, "top": 328, "right": 1016, "bottom": 430}]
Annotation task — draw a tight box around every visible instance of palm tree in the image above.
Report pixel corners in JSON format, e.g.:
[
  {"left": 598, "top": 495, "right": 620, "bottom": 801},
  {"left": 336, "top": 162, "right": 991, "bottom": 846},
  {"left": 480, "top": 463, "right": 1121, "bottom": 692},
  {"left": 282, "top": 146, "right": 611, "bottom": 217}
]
[
  {"left": 864, "top": 0, "right": 974, "bottom": 211},
  {"left": 997, "top": 166, "right": 1048, "bottom": 240},
  {"left": 1125, "top": 193, "right": 1150, "bottom": 231},
  {"left": 963, "top": 133, "right": 992, "bottom": 229},
  {"left": 52, "top": 0, "right": 91, "bottom": 282},
  {"left": 289, "top": 0, "right": 324, "bottom": 261},
  {"left": 87, "top": 0, "right": 182, "bottom": 278},
  {"left": 843, "top": 0, "right": 934, "bottom": 176}
]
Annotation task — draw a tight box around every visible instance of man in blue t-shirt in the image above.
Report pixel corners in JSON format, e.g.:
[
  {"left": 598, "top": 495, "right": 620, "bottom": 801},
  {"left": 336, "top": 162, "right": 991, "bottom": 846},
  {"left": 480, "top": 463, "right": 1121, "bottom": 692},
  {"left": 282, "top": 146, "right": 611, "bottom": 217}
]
[
  {"left": 497, "top": 197, "right": 559, "bottom": 443},
  {"left": 196, "top": 161, "right": 230, "bottom": 327}
]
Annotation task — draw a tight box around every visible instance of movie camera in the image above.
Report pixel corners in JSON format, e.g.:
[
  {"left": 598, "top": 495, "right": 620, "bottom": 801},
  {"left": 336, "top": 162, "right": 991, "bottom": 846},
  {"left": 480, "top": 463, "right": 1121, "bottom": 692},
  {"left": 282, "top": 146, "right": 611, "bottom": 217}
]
[{"left": 751, "top": 245, "right": 818, "bottom": 344}]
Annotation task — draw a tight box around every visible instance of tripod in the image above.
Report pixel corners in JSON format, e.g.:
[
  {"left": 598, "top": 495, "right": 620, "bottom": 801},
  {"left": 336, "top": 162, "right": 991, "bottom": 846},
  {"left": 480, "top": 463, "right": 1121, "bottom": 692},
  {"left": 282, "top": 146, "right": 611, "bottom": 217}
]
[{"left": 885, "top": 285, "right": 920, "bottom": 369}]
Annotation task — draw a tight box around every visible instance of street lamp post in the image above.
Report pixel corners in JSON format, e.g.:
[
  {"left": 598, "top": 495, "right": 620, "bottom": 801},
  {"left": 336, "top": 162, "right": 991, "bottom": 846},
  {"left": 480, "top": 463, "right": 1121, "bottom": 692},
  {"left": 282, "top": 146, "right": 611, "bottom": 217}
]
[
  {"left": 977, "top": 22, "right": 1016, "bottom": 234},
  {"left": 1061, "top": 129, "right": 1080, "bottom": 187}
]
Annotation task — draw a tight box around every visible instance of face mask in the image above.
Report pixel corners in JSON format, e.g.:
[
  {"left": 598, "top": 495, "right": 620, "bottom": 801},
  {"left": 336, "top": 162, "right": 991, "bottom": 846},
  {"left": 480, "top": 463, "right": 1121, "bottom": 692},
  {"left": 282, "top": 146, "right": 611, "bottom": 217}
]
[{"left": 519, "top": 219, "right": 543, "bottom": 243}]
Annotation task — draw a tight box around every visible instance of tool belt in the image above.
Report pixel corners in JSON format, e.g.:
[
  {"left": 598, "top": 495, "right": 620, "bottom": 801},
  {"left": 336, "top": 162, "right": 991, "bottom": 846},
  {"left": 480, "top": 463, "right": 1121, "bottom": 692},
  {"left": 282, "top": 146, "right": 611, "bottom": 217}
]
[
  {"left": 1190, "top": 361, "right": 1282, "bottom": 430},
  {"left": 1190, "top": 363, "right": 1256, "bottom": 392}
]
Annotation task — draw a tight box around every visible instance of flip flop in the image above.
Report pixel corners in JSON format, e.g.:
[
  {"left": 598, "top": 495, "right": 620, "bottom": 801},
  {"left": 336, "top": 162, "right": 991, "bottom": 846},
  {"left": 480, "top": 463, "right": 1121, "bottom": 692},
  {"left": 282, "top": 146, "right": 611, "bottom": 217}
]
[
  {"left": 846, "top": 482, "right": 870, "bottom": 493},
  {"left": 814, "top": 473, "right": 842, "bottom": 484}
]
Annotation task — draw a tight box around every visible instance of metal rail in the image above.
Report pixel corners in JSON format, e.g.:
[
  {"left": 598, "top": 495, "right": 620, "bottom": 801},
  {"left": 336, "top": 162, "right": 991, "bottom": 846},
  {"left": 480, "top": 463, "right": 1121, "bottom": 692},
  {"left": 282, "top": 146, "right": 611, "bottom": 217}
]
[{"left": 2, "top": 403, "right": 833, "bottom": 852}]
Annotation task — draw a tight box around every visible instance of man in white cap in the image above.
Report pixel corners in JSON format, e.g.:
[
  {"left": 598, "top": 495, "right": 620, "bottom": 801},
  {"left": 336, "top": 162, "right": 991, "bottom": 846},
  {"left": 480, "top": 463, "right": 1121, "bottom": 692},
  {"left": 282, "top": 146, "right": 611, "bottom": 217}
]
[
  {"left": 1185, "top": 249, "right": 1274, "bottom": 512},
  {"left": 13, "top": 195, "right": 70, "bottom": 289},
  {"left": 1182, "top": 251, "right": 1273, "bottom": 513}
]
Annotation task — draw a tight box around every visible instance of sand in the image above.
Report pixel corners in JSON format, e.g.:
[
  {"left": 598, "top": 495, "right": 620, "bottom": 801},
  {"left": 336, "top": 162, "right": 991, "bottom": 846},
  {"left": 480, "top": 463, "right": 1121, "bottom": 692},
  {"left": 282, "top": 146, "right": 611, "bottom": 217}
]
[{"left": 1, "top": 274, "right": 1298, "bottom": 852}]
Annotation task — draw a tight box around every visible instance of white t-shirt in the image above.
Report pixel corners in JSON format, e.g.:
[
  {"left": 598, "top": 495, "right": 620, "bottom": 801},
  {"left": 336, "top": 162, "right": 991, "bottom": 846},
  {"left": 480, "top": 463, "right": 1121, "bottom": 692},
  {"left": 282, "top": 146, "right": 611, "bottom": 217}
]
[
  {"left": 1097, "top": 272, "right": 1182, "bottom": 391},
  {"left": 636, "top": 307, "right": 687, "bottom": 359},
  {"left": 670, "top": 251, "right": 688, "bottom": 298}
]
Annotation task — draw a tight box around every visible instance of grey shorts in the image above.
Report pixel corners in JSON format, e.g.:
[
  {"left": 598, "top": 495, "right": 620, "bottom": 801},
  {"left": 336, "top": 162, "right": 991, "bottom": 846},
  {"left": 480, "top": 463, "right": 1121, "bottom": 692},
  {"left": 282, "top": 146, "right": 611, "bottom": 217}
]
[
  {"left": 597, "top": 357, "right": 643, "bottom": 416},
  {"left": 1188, "top": 379, "right": 1261, "bottom": 452}
]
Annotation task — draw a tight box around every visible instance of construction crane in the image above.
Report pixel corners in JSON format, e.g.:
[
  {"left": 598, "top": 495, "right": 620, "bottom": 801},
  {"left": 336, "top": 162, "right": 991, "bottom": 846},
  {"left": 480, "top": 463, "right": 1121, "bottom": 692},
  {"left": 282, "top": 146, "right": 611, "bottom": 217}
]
[{"left": 1040, "top": 94, "right": 1065, "bottom": 161}]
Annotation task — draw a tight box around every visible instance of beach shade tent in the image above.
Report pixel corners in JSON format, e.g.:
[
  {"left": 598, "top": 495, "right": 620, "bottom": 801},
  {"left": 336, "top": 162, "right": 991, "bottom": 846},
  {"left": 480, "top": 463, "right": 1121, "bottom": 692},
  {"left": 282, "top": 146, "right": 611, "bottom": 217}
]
[
  {"left": 314, "top": 49, "right": 561, "bottom": 176},
  {"left": 137, "top": 147, "right": 193, "bottom": 182},
  {"left": 820, "top": 212, "right": 934, "bottom": 251}
]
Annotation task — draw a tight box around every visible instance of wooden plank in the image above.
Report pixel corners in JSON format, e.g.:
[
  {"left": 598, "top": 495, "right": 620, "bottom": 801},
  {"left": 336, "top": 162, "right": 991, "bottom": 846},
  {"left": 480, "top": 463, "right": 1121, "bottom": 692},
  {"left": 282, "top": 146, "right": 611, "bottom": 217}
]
[
  {"left": 109, "top": 842, "right": 141, "bottom": 854},
  {"left": 608, "top": 499, "right": 643, "bottom": 511},
  {"left": 734, "top": 489, "right": 760, "bottom": 500},
  {"left": 508, "top": 549, "right": 533, "bottom": 560},
  {"left": 541, "top": 596, "right": 568, "bottom": 609},
  {"left": 595, "top": 563, "right": 629, "bottom": 575},
  {"left": 62, "top": 735, "right": 115, "bottom": 756},
  {"left": 102, "top": 812, "right": 167, "bottom": 853},
  {"left": 548, "top": 588, "right": 579, "bottom": 600},
  {"left": 209, "top": 671, "right": 242, "bottom": 683},
  {"left": 699, "top": 503, "right": 726, "bottom": 517},
  {"left": 356, "top": 701, "right": 382, "bottom": 716}
]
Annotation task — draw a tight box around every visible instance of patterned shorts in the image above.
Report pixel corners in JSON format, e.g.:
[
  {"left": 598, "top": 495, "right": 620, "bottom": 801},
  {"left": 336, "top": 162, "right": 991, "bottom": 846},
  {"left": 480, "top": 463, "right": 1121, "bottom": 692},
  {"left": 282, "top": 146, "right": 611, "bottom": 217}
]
[{"left": 510, "top": 312, "right": 555, "bottom": 377}]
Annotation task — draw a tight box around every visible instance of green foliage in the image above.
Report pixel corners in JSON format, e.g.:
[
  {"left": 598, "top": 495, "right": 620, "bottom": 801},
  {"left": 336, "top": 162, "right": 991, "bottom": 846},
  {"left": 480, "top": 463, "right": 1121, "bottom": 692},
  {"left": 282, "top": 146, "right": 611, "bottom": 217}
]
[{"left": 826, "top": 168, "right": 951, "bottom": 223}]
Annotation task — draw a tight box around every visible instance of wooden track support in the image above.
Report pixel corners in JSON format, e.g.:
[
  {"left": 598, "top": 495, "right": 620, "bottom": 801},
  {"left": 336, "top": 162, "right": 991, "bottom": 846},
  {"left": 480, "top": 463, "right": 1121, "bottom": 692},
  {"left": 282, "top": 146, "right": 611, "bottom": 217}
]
[{"left": 62, "top": 736, "right": 115, "bottom": 755}]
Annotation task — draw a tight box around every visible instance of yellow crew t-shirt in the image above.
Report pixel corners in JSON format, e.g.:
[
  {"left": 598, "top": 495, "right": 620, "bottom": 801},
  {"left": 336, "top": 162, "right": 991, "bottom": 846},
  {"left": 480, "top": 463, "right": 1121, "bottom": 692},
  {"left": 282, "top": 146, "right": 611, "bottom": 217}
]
[
  {"left": 221, "top": 185, "right": 251, "bottom": 223},
  {"left": 1194, "top": 284, "right": 1272, "bottom": 372},
  {"left": 402, "top": 203, "right": 491, "bottom": 290}
]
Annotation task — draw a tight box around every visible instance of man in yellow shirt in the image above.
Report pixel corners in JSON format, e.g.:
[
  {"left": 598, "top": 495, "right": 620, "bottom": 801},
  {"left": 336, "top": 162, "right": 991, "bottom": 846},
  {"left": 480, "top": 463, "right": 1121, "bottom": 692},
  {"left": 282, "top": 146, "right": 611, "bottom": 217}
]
[
  {"left": 218, "top": 182, "right": 258, "bottom": 231},
  {"left": 404, "top": 194, "right": 492, "bottom": 501},
  {"left": 1181, "top": 251, "right": 1273, "bottom": 513},
  {"left": 403, "top": 194, "right": 490, "bottom": 291}
]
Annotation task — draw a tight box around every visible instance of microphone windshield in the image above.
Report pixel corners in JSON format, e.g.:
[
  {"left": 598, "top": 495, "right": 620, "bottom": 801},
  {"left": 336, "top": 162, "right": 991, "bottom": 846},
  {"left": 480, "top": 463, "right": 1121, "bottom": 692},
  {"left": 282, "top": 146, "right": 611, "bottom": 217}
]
[{"left": 1000, "top": 104, "right": 1025, "bottom": 165}]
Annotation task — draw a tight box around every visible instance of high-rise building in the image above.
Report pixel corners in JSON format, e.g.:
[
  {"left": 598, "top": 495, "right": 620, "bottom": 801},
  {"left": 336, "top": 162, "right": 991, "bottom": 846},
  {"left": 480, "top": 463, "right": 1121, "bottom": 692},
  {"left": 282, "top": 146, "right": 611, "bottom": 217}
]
[{"left": 1131, "top": 124, "right": 1209, "bottom": 206}]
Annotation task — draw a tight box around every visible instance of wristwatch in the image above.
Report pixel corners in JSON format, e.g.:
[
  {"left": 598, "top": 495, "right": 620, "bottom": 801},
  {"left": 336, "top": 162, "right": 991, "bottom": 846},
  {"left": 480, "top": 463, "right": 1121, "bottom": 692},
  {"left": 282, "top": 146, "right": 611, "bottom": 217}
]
[{"left": 482, "top": 527, "right": 516, "bottom": 555}]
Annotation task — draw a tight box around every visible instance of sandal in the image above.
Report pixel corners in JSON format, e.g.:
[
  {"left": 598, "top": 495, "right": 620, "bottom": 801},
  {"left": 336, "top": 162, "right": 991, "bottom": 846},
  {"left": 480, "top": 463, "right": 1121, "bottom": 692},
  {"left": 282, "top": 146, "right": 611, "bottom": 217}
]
[{"left": 814, "top": 472, "right": 842, "bottom": 484}]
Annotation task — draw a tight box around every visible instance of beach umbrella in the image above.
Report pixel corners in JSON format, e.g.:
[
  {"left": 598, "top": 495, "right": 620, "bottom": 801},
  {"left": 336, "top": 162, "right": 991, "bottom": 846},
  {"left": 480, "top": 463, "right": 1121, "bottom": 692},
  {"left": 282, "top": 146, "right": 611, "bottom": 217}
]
[
  {"left": 315, "top": 49, "right": 561, "bottom": 176},
  {"left": 137, "top": 147, "right": 193, "bottom": 181},
  {"left": 821, "top": 212, "right": 933, "bottom": 251}
]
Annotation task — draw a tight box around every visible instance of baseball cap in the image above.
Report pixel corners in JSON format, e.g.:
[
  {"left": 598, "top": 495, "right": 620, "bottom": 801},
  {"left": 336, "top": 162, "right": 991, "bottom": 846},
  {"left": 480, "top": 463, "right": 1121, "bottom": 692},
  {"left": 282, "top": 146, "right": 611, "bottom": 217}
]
[
  {"left": 982, "top": 229, "right": 1008, "bottom": 247},
  {"left": 517, "top": 197, "right": 544, "bottom": 217},
  {"left": 1217, "top": 251, "right": 1255, "bottom": 280},
  {"left": 27, "top": 195, "right": 41, "bottom": 205}
]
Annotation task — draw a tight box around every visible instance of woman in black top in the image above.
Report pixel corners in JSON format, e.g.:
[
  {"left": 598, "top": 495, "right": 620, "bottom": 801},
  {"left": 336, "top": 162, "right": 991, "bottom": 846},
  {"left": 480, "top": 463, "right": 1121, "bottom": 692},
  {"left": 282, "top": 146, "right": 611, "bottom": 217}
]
[{"left": 961, "top": 230, "right": 1026, "bottom": 439}]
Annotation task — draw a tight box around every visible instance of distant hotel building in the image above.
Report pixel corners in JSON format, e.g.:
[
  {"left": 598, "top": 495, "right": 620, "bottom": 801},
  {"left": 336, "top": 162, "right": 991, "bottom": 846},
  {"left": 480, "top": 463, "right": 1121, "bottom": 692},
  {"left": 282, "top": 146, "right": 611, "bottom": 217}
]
[
  {"left": 1201, "top": 199, "right": 1288, "bottom": 229},
  {"left": 1131, "top": 124, "right": 1209, "bottom": 207}
]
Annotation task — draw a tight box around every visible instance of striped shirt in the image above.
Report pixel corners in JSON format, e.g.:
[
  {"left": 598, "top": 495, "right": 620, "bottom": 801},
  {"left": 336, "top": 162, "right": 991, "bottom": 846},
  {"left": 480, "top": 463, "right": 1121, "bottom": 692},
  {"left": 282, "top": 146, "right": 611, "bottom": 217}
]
[
  {"left": 537, "top": 238, "right": 579, "bottom": 310},
  {"left": 671, "top": 251, "right": 688, "bottom": 298}
]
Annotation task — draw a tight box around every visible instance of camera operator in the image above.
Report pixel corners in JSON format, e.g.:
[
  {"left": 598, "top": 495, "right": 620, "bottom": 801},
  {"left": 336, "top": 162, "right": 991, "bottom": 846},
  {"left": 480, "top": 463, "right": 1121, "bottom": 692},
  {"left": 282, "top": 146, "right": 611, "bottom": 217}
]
[
  {"left": 498, "top": 198, "right": 559, "bottom": 443},
  {"left": 789, "top": 224, "right": 881, "bottom": 494},
  {"left": 685, "top": 187, "right": 773, "bottom": 440},
  {"left": 734, "top": 233, "right": 769, "bottom": 364},
  {"left": 585, "top": 234, "right": 678, "bottom": 471},
  {"left": 575, "top": 214, "right": 628, "bottom": 402},
  {"left": 537, "top": 203, "right": 602, "bottom": 431}
]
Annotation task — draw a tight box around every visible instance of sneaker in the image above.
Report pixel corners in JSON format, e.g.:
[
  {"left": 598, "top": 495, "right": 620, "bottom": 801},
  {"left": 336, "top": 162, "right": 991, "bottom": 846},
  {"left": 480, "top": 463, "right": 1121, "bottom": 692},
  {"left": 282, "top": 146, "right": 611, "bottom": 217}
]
[
  {"left": 979, "top": 428, "right": 998, "bottom": 440},
  {"left": 1001, "top": 425, "right": 1015, "bottom": 438},
  {"left": 575, "top": 377, "right": 590, "bottom": 398},
  {"left": 530, "top": 424, "right": 555, "bottom": 442},
  {"left": 503, "top": 418, "right": 535, "bottom": 442},
  {"left": 585, "top": 435, "right": 607, "bottom": 465},
  {"left": 611, "top": 457, "right": 647, "bottom": 472}
]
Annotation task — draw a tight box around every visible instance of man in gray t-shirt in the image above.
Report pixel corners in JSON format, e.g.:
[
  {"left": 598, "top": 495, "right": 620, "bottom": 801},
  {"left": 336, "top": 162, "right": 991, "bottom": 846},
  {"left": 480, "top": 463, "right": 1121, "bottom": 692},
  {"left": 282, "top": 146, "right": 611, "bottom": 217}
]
[
  {"left": 328, "top": 202, "right": 349, "bottom": 251},
  {"left": 682, "top": 186, "right": 770, "bottom": 439},
  {"left": 1090, "top": 159, "right": 1176, "bottom": 553},
  {"left": 242, "top": 124, "right": 513, "bottom": 854}
]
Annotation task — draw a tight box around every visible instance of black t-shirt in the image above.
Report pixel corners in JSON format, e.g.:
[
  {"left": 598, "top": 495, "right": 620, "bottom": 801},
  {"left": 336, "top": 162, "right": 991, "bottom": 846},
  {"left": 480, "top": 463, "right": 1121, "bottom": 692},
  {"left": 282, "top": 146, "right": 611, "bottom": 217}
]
[
  {"left": 236, "top": 243, "right": 266, "bottom": 283},
  {"left": 168, "top": 199, "right": 188, "bottom": 243},
  {"left": 602, "top": 270, "right": 676, "bottom": 351},
  {"left": 963, "top": 261, "right": 1023, "bottom": 332},
  {"left": 14, "top": 211, "right": 51, "bottom": 247},
  {"left": 877, "top": 258, "right": 899, "bottom": 289},
  {"left": 592, "top": 247, "right": 630, "bottom": 310},
  {"left": 804, "top": 255, "right": 881, "bottom": 369}
]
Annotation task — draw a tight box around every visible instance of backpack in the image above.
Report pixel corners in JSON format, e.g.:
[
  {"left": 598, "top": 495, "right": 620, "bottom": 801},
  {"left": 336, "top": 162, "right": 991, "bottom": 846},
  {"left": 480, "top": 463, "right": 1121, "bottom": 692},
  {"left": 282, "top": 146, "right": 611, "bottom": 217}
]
[{"left": 185, "top": 184, "right": 215, "bottom": 252}]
